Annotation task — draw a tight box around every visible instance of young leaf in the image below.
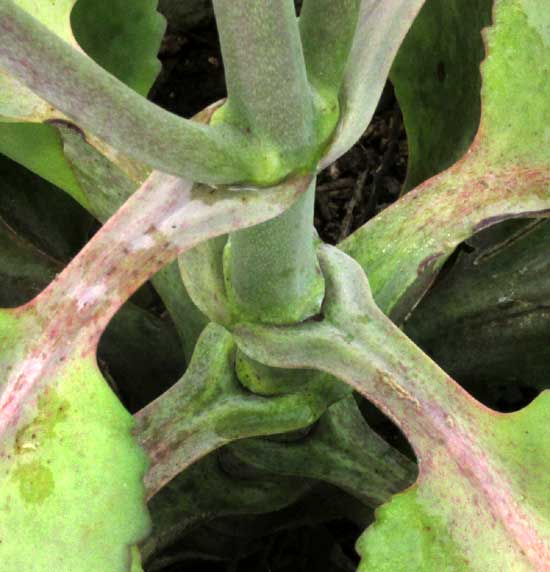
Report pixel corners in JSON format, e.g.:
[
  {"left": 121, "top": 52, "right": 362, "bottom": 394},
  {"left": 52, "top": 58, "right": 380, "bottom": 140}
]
[
  {"left": 234, "top": 245, "right": 550, "bottom": 570},
  {"left": 299, "top": 0, "right": 361, "bottom": 99},
  {"left": 71, "top": 0, "right": 166, "bottom": 98},
  {"left": 321, "top": 0, "right": 426, "bottom": 168},
  {"left": 340, "top": 0, "right": 550, "bottom": 320}
]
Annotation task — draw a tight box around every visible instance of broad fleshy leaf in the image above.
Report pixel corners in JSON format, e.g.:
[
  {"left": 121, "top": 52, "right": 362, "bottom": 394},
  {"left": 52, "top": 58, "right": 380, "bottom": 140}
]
[
  {"left": 72, "top": 0, "right": 165, "bottom": 98},
  {"left": 390, "top": 0, "right": 550, "bottom": 403},
  {"left": 340, "top": 0, "right": 550, "bottom": 320},
  {"left": 0, "top": 315, "right": 151, "bottom": 572},
  {"left": 0, "top": 168, "right": 311, "bottom": 569},
  {"left": 234, "top": 245, "right": 550, "bottom": 571},
  {"left": 406, "top": 219, "right": 550, "bottom": 398},
  {"left": 390, "top": 0, "right": 492, "bottom": 189}
]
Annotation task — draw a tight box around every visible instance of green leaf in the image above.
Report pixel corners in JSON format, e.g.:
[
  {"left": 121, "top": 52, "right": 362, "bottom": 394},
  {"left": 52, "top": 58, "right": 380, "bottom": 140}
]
[
  {"left": 72, "top": 0, "right": 165, "bottom": 98},
  {"left": 0, "top": 0, "right": 164, "bottom": 200},
  {"left": 0, "top": 312, "right": 151, "bottom": 572},
  {"left": 390, "top": 0, "right": 492, "bottom": 189},
  {"left": 141, "top": 452, "right": 311, "bottom": 566},
  {"left": 0, "top": 1, "right": 274, "bottom": 185},
  {"left": 234, "top": 245, "right": 550, "bottom": 570},
  {"left": 0, "top": 123, "right": 89, "bottom": 208},
  {"left": 322, "top": 0, "right": 426, "bottom": 167},
  {"left": 356, "top": 489, "right": 470, "bottom": 571},
  {"left": 0, "top": 163, "right": 312, "bottom": 568},
  {"left": 0, "top": 154, "right": 182, "bottom": 410},
  {"left": 229, "top": 396, "right": 416, "bottom": 507},
  {"left": 357, "top": 392, "right": 550, "bottom": 571},
  {"left": 340, "top": 0, "right": 550, "bottom": 320},
  {"left": 406, "top": 219, "right": 550, "bottom": 400}
]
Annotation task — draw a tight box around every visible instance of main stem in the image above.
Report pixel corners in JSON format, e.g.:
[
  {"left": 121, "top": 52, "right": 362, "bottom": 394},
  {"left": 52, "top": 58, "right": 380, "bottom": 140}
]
[
  {"left": 213, "top": 0, "right": 324, "bottom": 324},
  {"left": 225, "top": 179, "right": 324, "bottom": 323},
  {"left": 212, "top": 0, "right": 314, "bottom": 166}
]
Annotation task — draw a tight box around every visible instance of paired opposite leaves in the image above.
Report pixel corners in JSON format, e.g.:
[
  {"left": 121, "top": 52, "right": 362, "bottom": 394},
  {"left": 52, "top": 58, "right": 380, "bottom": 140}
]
[
  {"left": 234, "top": 246, "right": 550, "bottom": 571},
  {"left": 136, "top": 322, "right": 346, "bottom": 499}
]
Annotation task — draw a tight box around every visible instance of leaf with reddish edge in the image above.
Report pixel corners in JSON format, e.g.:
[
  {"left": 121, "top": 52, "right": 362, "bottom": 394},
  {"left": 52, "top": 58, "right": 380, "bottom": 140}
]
[
  {"left": 234, "top": 245, "right": 550, "bottom": 571},
  {"left": 340, "top": 0, "right": 550, "bottom": 321},
  {"left": 389, "top": 0, "right": 550, "bottom": 400},
  {"left": 0, "top": 1, "right": 261, "bottom": 185},
  {"left": 0, "top": 0, "right": 164, "bottom": 202},
  {"left": 0, "top": 153, "right": 182, "bottom": 409},
  {"left": 0, "top": 170, "right": 311, "bottom": 570},
  {"left": 321, "top": 0, "right": 426, "bottom": 168}
]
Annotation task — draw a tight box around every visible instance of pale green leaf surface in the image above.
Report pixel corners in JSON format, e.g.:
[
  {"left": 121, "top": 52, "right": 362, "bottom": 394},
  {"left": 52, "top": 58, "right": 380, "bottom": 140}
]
[
  {"left": 0, "top": 0, "right": 78, "bottom": 121},
  {"left": 0, "top": 123, "right": 89, "bottom": 207},
  {"left": 340, "top": 0, "right": 550, "bottom": 320},
  {"left": 358, "top": 392, "right": 550, "bottom": 572},
  {"left": 0, "top": 312, "right": 150, "bottom": 572},
  {"left": 234, "top": 246, "right": 550, "bottom": 571}
]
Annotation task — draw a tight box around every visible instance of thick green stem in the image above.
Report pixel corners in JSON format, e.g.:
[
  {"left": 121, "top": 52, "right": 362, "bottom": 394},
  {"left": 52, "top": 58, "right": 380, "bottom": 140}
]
[
  {"left": 212, "top": 0, "right": 315, "bottom": 172},
  {"left": 0, "top": 1, "right": 264, "bottom": 185},
  {"left": 224, "top": 178, "right": 324, "bottom": 324}
]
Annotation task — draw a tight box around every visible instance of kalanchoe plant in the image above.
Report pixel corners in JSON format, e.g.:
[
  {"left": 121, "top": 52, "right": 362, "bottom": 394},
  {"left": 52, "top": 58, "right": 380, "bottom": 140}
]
[{"left": 0, "top": 0, "right": 549, "bottom": 570}]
